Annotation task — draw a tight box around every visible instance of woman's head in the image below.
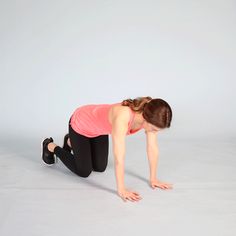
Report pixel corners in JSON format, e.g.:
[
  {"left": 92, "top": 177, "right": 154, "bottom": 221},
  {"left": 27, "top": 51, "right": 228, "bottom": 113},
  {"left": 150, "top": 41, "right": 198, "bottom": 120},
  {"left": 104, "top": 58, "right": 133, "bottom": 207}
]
[{"left": 121, "top": 96, "right": 172, "bottom": 131}]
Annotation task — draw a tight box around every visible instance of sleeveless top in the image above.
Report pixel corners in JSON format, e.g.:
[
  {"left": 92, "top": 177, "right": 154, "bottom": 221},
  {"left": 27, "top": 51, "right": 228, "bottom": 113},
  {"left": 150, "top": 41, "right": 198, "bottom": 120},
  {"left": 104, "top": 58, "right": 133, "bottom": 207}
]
[{"left": 70, "top": 102, "right": 144, "bottom": 137}]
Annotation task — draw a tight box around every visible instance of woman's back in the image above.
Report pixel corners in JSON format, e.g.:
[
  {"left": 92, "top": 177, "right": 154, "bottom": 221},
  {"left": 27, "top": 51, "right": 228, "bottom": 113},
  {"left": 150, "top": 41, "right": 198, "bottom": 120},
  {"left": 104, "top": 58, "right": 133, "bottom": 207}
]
[{"left": 70, "top": 102, "right": 142, "bottom": 137}]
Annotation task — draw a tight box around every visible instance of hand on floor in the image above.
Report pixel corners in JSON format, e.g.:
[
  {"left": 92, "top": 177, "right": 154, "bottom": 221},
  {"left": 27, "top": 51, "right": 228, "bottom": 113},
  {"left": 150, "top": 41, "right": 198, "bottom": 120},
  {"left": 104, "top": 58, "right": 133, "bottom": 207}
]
[
  {"left": 118, "top": 188, "right": 142, "bottom": 202},
  {"left": 150, "top": 179, "right": 173, "bottom": 190}
]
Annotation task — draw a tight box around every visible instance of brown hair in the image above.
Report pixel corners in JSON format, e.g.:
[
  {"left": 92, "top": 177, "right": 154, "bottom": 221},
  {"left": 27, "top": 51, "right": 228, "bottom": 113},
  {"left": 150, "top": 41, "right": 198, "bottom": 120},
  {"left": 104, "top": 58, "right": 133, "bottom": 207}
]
[{"left": 121, "top": 96, "right": 172, "bottom": 128}]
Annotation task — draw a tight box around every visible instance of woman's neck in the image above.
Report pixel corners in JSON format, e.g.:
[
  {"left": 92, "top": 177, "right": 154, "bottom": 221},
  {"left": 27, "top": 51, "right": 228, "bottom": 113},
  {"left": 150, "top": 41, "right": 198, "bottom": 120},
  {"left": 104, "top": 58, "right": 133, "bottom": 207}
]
[{"left": 131, "top": 112, "right": 145, "bottom": 129}]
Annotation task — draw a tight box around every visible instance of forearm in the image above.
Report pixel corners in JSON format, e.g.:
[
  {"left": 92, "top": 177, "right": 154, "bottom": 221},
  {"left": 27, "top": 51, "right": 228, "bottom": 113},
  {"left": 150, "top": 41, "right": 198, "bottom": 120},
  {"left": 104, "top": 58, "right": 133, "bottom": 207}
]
[
  {"left": 113, "top": 147, "right": 126, "bottom": 192},
  {"left": 114, "top": 161, "right": 125, "bottom": 191},
  {"left": 147, "top": 149, "right": 159, "bottom": 181}
]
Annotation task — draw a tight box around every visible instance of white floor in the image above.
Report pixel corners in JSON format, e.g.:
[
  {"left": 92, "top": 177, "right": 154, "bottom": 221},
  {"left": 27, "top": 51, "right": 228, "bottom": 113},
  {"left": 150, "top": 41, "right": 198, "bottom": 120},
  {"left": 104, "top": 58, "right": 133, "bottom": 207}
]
[{"left": 0, "top": 135, "right": 235, "bottom": 236}]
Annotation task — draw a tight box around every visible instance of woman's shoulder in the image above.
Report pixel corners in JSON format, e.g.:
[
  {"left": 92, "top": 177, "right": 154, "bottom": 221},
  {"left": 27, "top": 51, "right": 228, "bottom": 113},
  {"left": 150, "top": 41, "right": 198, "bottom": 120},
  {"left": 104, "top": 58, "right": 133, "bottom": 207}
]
[{"left": 110, "top": 103, "right": 132, "bottom": 121}]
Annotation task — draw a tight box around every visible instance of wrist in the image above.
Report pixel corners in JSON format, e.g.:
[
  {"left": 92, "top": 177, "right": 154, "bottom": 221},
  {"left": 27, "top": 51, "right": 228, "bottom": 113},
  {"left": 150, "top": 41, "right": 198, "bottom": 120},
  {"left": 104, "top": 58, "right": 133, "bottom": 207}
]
[
  {"left": 117, "top": 187, "right": 125, "bottom": 193},
  {"left": 150, "top": 178, "right": 158, "bottom": 182}
]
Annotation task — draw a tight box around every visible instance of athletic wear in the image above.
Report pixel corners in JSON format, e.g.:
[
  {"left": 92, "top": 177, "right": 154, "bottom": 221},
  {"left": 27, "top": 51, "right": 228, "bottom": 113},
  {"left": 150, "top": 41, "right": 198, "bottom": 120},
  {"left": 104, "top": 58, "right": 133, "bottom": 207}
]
[
  {"left": 70, "top": 102, "right": 144, "bottom": 137},
  {"left": 63, "top": 133, "right": 71, "bottom": 153},
  {"left": 54, "top": 118, "right": 108, "bottom": 177},
  {"left": 53, "top": 103, "right": 144, "bottom": 177}
]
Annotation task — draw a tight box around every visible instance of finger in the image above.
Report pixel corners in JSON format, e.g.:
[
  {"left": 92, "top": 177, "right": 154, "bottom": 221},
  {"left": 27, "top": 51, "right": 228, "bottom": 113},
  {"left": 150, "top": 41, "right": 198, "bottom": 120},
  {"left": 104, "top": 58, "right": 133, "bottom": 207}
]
[
  {"left": 131, "top": 194, "right": 140, "bottom": 199},
  {"left": 132, "top": 193, "right": 141, "bottom": 198},
  {"left": 132, "top": 195, "right": 141, "bottom": 201},
  {"left": 161, "top": 184, "right": 167, "bottom": 188},
  {"left": 131, "top": 196, "right": 139, "bottom": 201},
  {"left": 166, "top": 185, "right": 172, "bottom": 188},
  {"left": 132, "top": 192, "right": 140, "bottom": 196},
  {"left": 166, "top": 184, "right": 172, "bottom": 188},
  {"left": 133, "top": 195, "right": 141, "bottom": 201},
  {"left": 164, "top": 183, "right": 172, "bottom": 186},
  {"left": 136, "top": 193, "right": 142, "bottom": 197},
  {"left": 130, "top": 194, "right": 139, "bottom": 200},
  {"left": 128, "top": 197, "right": 135, "bottom": 202}
]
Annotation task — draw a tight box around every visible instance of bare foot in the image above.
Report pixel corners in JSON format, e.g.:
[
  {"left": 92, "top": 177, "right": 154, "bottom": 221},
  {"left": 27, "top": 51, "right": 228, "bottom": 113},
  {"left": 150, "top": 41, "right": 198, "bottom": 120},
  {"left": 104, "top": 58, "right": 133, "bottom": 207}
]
[{"left": 47, "top": 142, "right": 57, "bottom": 153}]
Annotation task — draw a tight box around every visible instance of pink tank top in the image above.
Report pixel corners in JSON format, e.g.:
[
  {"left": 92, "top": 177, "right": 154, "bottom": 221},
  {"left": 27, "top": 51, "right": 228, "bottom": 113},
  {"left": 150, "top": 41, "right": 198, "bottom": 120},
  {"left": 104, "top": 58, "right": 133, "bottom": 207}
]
[{"left": 70, "top": 102, "right": 144, "bottom": 137}]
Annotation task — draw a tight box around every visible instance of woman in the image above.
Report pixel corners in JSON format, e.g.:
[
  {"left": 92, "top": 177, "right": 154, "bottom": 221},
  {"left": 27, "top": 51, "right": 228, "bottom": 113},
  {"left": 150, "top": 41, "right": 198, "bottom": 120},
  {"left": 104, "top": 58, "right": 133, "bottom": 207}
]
[{"left": 41, "top": 96, "right": 173, "bottom": 202}]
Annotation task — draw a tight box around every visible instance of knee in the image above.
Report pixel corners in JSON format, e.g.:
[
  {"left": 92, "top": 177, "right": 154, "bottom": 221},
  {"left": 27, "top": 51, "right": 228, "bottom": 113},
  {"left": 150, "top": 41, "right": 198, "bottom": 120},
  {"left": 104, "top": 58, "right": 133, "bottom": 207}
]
[
  {"left": 78, "top": 170, "right": 92, "bottom": 178},
  {"left": 93, "top": 166, "right": 106, "bottom": 172}
]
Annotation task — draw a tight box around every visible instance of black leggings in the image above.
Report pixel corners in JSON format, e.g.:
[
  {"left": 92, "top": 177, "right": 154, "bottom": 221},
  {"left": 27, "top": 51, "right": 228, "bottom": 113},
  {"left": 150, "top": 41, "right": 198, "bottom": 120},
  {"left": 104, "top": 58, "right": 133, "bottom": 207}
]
[{"left": 54, "top": 117, "right": 109, "bottom": 178}]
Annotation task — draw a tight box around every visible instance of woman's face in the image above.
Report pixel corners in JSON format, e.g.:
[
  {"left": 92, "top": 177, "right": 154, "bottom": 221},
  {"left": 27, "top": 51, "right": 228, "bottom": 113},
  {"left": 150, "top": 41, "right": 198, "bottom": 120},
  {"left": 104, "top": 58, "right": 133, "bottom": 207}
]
[{"left": 143, "top": 120, "right": 163, "bottom": 132}]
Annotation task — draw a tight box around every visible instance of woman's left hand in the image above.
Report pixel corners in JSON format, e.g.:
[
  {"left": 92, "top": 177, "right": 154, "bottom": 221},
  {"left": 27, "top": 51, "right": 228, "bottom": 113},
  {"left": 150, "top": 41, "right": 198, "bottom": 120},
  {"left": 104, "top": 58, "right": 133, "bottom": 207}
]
[{"left": 150, "top": 179, "right": 173, "bottom": 190}]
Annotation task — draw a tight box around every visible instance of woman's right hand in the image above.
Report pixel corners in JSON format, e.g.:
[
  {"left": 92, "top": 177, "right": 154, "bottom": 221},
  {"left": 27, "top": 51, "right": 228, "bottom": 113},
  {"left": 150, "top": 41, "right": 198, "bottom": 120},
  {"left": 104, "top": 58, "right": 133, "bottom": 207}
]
[{"left": 118, "top": 188, "right": 142, "bottom": 202}]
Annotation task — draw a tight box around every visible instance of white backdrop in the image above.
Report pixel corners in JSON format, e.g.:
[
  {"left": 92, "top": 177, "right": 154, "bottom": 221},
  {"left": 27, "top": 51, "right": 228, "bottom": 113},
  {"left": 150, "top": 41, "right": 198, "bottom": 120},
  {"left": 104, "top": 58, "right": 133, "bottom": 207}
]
[
  {"left": 0, "top": 0, "right": 235, "bottom": 139},
  {"left": 0, "top": 1, "right": 236, "bottom": 236}
]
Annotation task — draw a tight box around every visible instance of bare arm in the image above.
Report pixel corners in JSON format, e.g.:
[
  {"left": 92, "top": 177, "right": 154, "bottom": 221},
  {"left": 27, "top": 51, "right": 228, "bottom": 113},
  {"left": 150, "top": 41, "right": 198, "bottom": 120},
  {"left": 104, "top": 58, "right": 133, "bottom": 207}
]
[
  {"left": 111, "top": 111, "right": 142, "bottom": 202},
  {"left": 111, "top": 112, "right": 129, "bottom": 192},
  {"left": 145, "top": 130, "right": 159, "bottom": 181},
  {"left": 145, "top": 130, "right": 173, "bottom": 190}
]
